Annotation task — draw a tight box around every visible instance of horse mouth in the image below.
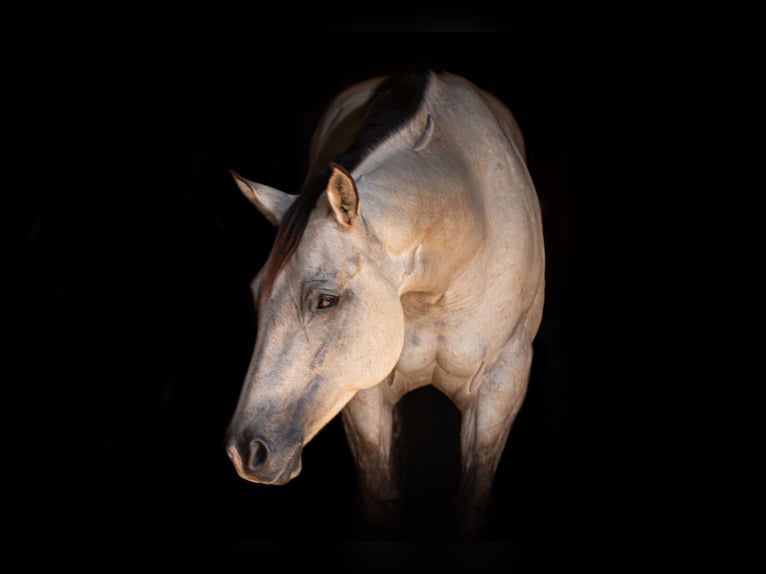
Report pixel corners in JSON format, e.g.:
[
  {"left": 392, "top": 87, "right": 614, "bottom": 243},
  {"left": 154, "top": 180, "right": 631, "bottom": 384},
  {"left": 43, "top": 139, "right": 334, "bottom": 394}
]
[
  {"left": 241, "top": 457, "right": 302, "bottom": 486},
  {"left": 226, "top": 443, "right": 303, "bottom": 485}
]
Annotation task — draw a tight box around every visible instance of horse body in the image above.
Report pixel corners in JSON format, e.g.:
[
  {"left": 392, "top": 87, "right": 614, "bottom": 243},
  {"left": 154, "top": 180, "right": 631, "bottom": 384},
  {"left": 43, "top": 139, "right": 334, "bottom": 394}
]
[{"left": 225, "top": 69, "right": 544, "bottom": 537}]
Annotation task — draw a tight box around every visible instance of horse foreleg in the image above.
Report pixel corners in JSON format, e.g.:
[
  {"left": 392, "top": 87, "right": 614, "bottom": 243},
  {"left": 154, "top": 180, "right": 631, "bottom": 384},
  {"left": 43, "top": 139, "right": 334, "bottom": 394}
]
[
  {"left": 342, "top": 379, "right": 401, "bottom": 538},
  {"left": 457, "top": 336, "right": 533, "bottom": 539}
]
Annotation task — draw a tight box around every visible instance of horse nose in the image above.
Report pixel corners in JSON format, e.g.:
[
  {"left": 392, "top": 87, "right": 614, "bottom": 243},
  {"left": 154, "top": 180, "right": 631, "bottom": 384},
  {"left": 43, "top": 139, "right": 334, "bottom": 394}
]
[
  {"left": 246, "top": 438, "right": 269, "bottom": 470},
  {"left": 226, "top": 436, "right": 270, "bottom": 474}
]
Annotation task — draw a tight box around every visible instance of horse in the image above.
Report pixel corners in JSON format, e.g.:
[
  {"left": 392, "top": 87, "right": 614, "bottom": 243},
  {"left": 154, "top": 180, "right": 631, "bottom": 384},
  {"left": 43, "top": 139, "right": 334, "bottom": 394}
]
[{"left": 224, "top": 67, "right": 545, "bottom": 539}]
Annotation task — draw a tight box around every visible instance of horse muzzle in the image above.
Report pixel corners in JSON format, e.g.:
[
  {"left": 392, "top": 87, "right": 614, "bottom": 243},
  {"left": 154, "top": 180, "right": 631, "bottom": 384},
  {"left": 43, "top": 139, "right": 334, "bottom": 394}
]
[{"left": 225, "top": 434, "right": 303, "bottom": 485}]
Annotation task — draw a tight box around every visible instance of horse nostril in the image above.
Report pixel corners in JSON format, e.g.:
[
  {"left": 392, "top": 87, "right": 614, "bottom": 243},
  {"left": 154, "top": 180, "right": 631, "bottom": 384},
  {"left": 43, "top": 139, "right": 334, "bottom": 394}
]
[{"left": 248, "top": 438, "right": 269, "bottom": 471}]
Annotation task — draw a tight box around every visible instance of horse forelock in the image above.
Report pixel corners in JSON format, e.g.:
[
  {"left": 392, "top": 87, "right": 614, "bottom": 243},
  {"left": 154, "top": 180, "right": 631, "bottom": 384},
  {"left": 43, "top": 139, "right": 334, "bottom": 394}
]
[{"left": 259, "top": 67, "right": 435, "bottom": 301}]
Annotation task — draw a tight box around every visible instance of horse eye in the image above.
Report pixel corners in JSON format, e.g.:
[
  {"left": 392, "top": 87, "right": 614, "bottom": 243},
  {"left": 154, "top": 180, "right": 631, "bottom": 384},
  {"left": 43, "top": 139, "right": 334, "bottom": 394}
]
[{"left": 315, "top": 294, "right": 338, "bottom": 310}]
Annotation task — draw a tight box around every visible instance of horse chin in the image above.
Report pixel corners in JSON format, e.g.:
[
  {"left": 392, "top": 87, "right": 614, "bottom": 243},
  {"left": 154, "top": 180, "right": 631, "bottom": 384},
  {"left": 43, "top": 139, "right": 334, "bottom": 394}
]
[{"left": 268, "top": 456, "right": 303, "bottom": 485}]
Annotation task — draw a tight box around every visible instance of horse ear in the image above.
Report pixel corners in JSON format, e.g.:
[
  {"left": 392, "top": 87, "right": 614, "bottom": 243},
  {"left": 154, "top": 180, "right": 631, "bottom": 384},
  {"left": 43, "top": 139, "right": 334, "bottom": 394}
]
[
  {"left": 230, "top": 170, "right": 295, "bottom": 227},
  {"left": 326, "top": 163, "right": 359, "bottom": 228}
]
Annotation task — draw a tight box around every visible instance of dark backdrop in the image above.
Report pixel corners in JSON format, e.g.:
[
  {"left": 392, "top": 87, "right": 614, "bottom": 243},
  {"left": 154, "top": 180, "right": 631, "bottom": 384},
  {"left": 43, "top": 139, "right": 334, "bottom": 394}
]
[{"left": 21, "top": 37, "right": 575, "bottom": 570}]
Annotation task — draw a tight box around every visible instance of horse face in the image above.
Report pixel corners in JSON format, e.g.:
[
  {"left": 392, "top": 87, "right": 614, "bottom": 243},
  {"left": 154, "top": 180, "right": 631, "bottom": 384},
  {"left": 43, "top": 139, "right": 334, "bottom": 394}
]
[{"left": 226, "top": 168, "right": 405, "bottom": 485}]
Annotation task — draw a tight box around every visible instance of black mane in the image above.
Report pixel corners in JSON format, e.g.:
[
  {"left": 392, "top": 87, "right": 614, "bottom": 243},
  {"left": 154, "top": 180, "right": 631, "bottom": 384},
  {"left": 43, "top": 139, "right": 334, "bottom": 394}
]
[{"left": 261, "top": 67, "right": 433, "bottom": 298}]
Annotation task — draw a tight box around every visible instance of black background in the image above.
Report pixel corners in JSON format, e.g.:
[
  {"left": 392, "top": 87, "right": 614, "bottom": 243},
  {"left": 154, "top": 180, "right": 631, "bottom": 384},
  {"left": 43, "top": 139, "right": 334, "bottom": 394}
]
[{"left": 21, "top": 35, "right": 576, "bottom": 570}]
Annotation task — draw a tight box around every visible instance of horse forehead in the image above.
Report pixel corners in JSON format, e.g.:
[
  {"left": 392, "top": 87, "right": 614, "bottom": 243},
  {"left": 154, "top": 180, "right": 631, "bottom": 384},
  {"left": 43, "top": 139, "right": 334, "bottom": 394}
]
[{"left": 294, "top": 216, "right": 362, "bottom": 270}]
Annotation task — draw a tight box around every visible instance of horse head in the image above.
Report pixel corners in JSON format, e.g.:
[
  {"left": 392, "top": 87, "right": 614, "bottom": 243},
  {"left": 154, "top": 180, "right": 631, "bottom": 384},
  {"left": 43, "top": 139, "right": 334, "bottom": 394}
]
[{"left": 225, "top": 164, "right": 407, "bottom": 485}]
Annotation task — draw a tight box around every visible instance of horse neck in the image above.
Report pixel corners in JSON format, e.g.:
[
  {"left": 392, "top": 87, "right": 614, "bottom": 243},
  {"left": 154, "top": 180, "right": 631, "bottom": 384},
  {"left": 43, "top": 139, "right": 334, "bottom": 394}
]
[{"left": 362, "top": 160, "right": 485, "bottom": 297}]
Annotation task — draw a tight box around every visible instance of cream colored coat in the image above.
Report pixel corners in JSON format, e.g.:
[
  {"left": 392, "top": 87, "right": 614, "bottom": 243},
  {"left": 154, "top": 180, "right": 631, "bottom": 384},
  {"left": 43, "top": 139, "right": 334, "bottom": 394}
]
[{"left": 226, "top": 71, "right": 545, "bottom": 538}]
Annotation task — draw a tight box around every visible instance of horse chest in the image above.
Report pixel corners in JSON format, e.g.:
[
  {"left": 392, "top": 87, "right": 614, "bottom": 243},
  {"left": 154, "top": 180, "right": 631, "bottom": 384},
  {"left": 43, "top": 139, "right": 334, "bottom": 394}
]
[{"left": 394, "top": 318, "right": 486, "bottom": 399}]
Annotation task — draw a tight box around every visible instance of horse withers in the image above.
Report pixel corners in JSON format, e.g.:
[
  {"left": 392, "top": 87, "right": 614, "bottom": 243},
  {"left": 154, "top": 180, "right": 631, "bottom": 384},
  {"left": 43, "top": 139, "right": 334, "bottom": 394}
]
[{"left": 224, "top": 68, "right": 545, "bottom": 539}]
